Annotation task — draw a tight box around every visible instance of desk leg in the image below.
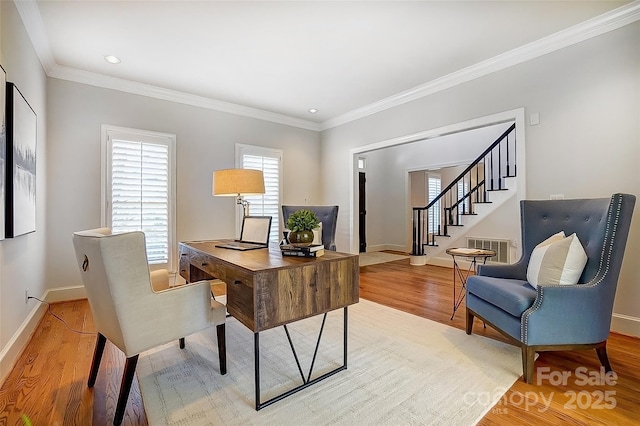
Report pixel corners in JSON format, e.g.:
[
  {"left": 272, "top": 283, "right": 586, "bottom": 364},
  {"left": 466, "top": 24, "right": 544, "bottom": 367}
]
[{"left": 254, "top": 307, "right": 349, "bottom": 411}]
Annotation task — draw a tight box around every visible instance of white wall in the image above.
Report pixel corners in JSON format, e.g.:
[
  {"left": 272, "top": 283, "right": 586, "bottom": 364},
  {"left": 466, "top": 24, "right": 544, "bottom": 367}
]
[
  {"left": 358, "top": 122, "right": 513, "bottom": 252},
  {"left": 45, "top": 78, "right": 321, "bottom": 288},
  {"left": 321, "top": 23, "right": 640, "bottom": 330},
  {"left": 0, "top": 1, "right": 48, "bottom": 377}
]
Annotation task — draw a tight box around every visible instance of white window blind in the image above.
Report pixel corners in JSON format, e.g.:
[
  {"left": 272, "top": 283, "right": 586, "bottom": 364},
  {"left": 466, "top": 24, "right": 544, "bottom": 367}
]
[
  {"left": 427, "top": 174, "right": 441, "bottom": 233},
  {"left": 237, "top": 145, "right": 282, "bottom": 243},
  {"left": 102, "top": 126, "right": 176, "bottom": 270}
]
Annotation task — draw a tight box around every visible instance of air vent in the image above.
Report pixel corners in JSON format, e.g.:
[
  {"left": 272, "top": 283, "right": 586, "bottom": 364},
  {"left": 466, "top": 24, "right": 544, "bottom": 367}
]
[{"left": 466, "top": 237, "right": 510, "bottom": 264}]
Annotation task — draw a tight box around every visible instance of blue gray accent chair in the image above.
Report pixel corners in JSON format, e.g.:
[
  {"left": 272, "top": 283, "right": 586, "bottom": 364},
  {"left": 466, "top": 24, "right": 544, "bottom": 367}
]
[
  {"left": 466, "top": 193, "right": 635, "bottom": 384},
  {"left": 282, "top": 205, "right": 339, "bottom": 251}
]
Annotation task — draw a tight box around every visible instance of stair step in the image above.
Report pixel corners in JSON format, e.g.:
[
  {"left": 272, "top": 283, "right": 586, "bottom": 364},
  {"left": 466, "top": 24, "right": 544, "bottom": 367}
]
[
  {"left": 472, "top": 201, "right": 493, "bottom": 204},
  {"left": 447, "top": 224, "right": 464, "bottom": 227},
  {"left": 486, "top": 188, "right": 509, "bottom": 192},
  {"left": 460, "top": 213, "right": 478, "bottom": 216}
]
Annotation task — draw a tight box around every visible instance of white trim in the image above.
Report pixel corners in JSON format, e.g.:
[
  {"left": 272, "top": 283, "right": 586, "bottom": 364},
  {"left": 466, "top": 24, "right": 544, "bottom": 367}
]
[
  {"left": 13, "top": 0, "right": 56, "bottom": 74},
  {"left": 50, "top": 65, "right": 321, "bottom": 131},
  {"left": 0, "top": 303, "right": 47, "bottom": 385},
  {"left": 349, "top": 108, "right": 527, "bottom": 254},
  {"left": 0, "top": 286, "right": 86, "bottom": 384},
  {"left": 101, "top": 125, "right": 178, "bottom": 272},
  {"left": 611, "top": 313, "right": 640, "bottom": 338},
  {"left": 321, "top": 1, "right": 640, "bottom": 130},
  {"left": 14, "top": 0, "right": 640, "bottom": 131}
]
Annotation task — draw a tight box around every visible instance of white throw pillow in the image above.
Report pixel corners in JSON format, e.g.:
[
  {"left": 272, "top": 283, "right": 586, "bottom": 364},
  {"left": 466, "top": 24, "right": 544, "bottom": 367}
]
[{"left": 527, "top": 231, "right": 587, "bottom": 288}]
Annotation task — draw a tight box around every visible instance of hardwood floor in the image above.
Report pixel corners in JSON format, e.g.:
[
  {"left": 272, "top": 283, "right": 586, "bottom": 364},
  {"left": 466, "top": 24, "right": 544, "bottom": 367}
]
[{"left": 1, "top": 258, "right": 639, "bottom": 425}]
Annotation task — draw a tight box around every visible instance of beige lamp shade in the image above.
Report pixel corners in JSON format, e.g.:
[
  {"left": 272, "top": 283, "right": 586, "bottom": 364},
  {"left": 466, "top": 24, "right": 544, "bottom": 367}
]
[{"left": 212, "top": 169, "right": 265, "bottom": 196}]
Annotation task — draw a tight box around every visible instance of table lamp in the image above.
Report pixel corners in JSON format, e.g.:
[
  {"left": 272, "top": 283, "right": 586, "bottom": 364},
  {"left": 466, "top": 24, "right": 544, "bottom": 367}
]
[{"left": 212, "top": 168, "right": 265, "bottom": 216}]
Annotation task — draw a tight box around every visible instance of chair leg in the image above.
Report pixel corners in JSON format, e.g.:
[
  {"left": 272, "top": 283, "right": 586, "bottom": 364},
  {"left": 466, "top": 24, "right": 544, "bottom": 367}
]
[
  {"left": 88, "top": 333, "right": 107, "bottom": 387},
  {"left": 217, "top": 324, "right": 227, "bottom": 375},
  {"left": 521, "top": 345, "right": 535, "bottom": 384},
  {"left": 596, "top": 342, "right": 613, "bottom": 372},
  {"left": 465, "top": 309, "right": 474, "bottom": 335},
  {"left": 179, "top": 337, "right": 185, "bottom": 349},
  {"left": 113, "top": 355, "right": 139, "bottom": 426}
]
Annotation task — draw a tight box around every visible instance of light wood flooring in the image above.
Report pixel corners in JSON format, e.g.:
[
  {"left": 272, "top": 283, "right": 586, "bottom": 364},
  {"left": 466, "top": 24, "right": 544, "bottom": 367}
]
[{"left": 1, "top": 256, "right": 639, "bottom": 424}]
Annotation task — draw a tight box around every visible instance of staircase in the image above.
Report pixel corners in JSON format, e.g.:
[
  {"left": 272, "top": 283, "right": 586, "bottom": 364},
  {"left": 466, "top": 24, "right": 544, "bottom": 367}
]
[{"left": 412, "top": 123, "right": 517, "bottom": 260}]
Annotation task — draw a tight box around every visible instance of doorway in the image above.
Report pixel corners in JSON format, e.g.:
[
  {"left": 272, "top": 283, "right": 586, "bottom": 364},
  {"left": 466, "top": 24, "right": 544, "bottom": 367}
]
[{"left": 359, "top": 172, "right": 366, "bottom": 252}]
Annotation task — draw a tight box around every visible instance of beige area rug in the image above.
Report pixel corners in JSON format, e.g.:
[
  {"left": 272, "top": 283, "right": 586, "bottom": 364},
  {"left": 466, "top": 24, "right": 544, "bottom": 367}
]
[
  {"left": 137, "top": 300, "right": 522, "bottom": 425},
  {"left": 359, "top": 251, "right": 410, "bottom": 266}
]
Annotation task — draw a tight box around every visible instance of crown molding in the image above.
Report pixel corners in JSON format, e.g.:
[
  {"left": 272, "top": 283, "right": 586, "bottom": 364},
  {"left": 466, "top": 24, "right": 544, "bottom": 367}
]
[
  {"left": 14, "top": 0, "right": 640, "bottom": 133},
  {"left": 320, "top": 1, "right": 640, "bottom": 131},
  {"left": 48, "top": 65, "right": 321, "bottom": 131},
  {"left": 13, "top": 0, "right": 56, "bottom": 74}
]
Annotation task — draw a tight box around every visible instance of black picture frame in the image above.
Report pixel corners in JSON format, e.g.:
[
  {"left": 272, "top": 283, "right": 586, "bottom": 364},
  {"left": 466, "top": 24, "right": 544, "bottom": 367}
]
[
  {"left": 5, "top": 82, "right": 37, "bottom": 237},
  {"left": 0, "top": 66, "right": 6, "bottom": 240}
]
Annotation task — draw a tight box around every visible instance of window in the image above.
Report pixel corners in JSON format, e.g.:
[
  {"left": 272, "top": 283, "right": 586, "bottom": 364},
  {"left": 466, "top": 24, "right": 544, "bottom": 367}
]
[
  {"left": 101, "top": 125, "right": 176, "bottom": 271},
  {"left": 427, "top": 173, "right": 441, "bottom": 233},
  {"left": 236, "top": 144, "right": 282, "bottom": 243}
]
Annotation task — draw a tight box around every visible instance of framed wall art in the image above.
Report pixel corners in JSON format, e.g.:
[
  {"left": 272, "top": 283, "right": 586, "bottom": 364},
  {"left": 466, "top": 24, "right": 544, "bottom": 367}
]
[
  {"left": 5, "top": 82, "right": 37, "bottom": 237},
  {"left": 0, "top": 66, "right": 6, "bottom": 240}
]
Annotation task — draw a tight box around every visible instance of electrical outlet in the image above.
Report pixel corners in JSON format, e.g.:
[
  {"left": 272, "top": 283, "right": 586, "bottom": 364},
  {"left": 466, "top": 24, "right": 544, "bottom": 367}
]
[{"left": 25, "top": 289, "right": 30, "bottom": 304}]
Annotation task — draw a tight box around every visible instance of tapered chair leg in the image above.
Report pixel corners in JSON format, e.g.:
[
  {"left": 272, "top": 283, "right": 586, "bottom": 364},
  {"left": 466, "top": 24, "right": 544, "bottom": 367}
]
[
  {"left": 88, "top": 333, "right": 107, "bottom": 387},
  {"left": 217, "top": 324, "right": 227, "bottom": 375},
  {"left": 465, "top": 309, "right": 474, "bottom": 335},
  {"left": 113, "top": 355, "right": 139, "bottom": 426},
  {"left": 179, "top": 337, "right": 185, "bottom": 349},
  {"left": 596, "top": 342, "right": 612, "bottom": 372},
  {"left": 522, "top": 345, "right": 535, "bottom": 384}
]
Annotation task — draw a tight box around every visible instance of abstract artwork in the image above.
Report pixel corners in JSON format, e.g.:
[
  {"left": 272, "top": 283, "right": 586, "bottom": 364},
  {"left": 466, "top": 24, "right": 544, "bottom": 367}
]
[
  {"left": 0, "top": 66, "right": 6, "bottom": 240},
  {"left": 5, "top": 82, "right": 37, "bottom": 237}
]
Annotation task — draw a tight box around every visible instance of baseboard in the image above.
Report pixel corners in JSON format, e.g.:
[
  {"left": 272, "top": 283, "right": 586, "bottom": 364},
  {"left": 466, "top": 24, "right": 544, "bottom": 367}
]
[
  {"left": 0, "top": 302, "right": 47, "bottom": 386},
  {"left": 0, "top": 285, "right": 86, "bottom": 386},
  {"left": 611, "top": 313, "right": 640, "bottom": 338},
  {"left": 366, "top": 244, "right": 407, "bottom": 253},
  {"left": 43, "top": 285, "right": 87, "bottom": 303}
]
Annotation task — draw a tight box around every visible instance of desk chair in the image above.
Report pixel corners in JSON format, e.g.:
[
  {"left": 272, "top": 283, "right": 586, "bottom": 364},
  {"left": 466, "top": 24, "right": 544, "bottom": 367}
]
[
  {"left": 73, "top": 228, "right": 227, "bottom": 425},
  {"left": 282, "top": 205, "right": 339, "bottom": 251}
]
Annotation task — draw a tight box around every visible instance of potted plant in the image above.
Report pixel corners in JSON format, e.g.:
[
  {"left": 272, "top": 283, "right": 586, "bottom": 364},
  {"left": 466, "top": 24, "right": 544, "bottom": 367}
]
[{"left": 286, "top": 209, "right": 319, "bottom": 245}]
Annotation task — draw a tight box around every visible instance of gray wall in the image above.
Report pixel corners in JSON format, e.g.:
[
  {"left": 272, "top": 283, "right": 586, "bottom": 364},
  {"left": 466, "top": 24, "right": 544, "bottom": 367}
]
[
  {"left": 45, "top": 79, "right": 321, "bottom": 288},
  {"left": 0, "top": 1, "right": 48, "bottom": 356},
  {"left": 321, "top": 22, "right": 640, "bottom": 329}
]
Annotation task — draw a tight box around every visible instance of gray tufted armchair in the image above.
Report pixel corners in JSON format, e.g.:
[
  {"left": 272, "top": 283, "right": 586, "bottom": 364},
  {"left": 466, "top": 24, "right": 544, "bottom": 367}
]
[{"left": 466, "top": 194, "right": 635, "bottom": 384}]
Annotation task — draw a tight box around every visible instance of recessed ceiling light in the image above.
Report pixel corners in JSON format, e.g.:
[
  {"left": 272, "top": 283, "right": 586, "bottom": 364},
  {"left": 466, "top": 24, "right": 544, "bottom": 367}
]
[
  {"left": 308, "top": 108, "right": 318, "bottom": 114},
  {"left": 104, "top": 55, "right": 121, "bottom": 64}
]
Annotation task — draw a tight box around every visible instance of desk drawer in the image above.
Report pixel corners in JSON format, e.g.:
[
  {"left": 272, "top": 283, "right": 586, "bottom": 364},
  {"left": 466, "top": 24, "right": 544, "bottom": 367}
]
[
  {"left": 190, "top": 252, "right": 219, "bottom": 278},
  {"left": 179, "top": 246, "right": 190, "bottom": 281},
  {"left": 222, "top": 266, "right": 255, "bottom": 331}
]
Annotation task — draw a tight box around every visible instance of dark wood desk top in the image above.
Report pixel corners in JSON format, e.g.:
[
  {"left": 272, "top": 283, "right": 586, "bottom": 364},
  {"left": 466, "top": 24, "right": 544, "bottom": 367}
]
[
  {"left": 179, "top": 241, "right": 359, "bottom": 332},
  {"left": 183, "top": 240, "right": 356, "bottom": 272}
]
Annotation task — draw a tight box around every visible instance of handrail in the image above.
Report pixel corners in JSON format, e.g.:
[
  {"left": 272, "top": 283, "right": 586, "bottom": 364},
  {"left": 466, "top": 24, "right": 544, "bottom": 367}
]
[
  {"left": 411, "top": 123, "right": 516, "bottom": 256},
  {"left": 421, "top": 123, "right": 515, "bottom": 211}
]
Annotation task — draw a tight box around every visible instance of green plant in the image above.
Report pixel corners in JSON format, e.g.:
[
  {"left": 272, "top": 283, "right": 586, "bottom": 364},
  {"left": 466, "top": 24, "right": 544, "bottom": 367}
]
[{"left": 286, "top": 209, "right": 319, "bottom": 232}]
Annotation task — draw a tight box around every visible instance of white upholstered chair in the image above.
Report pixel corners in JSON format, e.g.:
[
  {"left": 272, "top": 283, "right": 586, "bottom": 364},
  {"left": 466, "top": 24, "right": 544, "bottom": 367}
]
[{"left": 72, "top": 228, "right": 227, "bottom": 425}]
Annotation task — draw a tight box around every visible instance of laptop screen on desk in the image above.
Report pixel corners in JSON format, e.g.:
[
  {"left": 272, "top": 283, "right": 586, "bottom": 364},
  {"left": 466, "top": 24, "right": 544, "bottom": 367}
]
[{"left": 239, "top": 216, "right": 272, "bottom": 244}]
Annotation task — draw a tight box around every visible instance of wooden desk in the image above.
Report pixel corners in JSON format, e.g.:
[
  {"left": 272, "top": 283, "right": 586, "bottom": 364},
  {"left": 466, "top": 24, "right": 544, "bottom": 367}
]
[{"left": 178, "top": 240, "right": 359, "bottom": 408}]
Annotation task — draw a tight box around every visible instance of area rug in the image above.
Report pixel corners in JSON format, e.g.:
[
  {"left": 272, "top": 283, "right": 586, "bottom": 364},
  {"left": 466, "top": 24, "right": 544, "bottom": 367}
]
[
  {"left": 359, "top": 251, "right": 410, "bottom": 266},
  {"left": 137, "top": 300, "right": 522, "bottom": 425}
]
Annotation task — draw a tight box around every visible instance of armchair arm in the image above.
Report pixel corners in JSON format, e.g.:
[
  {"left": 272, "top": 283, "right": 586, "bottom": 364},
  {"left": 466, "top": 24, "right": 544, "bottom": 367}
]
[
  {"left": 120, "top": 280, "right": 220, "bottom": 356},
  {"left": 521, "top": 283, "right": 612, "bottom": 346},
  {"left": 477, "top": 260, "right": 527, "bottom": 280}
]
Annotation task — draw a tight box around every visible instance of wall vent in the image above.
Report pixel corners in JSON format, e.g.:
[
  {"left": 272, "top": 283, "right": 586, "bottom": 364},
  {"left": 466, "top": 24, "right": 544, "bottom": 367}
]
[{"left": 466, "top": 237, "right": 510, "bottom": 264}]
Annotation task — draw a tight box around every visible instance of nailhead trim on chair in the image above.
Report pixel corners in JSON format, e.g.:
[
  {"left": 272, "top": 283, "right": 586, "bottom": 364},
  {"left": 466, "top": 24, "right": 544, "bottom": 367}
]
[{"left": 520, "top": 194, "right": 623, "bottom": 344}]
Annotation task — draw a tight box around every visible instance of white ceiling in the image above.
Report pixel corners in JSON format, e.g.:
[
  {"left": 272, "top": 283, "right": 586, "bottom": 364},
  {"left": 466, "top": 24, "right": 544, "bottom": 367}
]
[{"left": 17, "top": 1, "right": 638, "bottom": 129}]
